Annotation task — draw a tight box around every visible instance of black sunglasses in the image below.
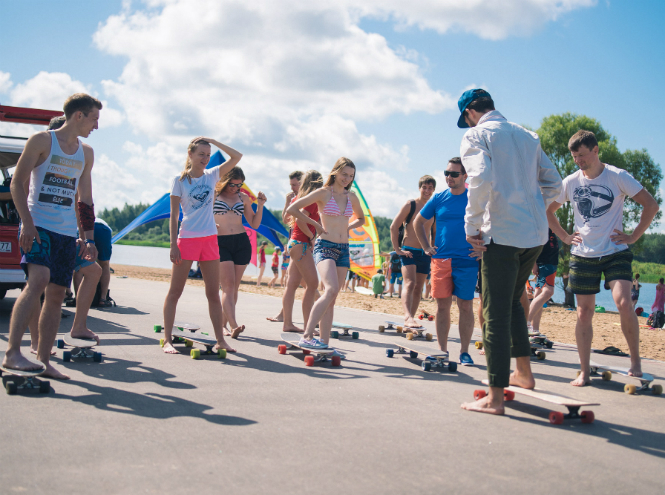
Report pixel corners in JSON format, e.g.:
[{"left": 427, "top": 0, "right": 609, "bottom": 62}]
[
  {"left": 444, "top": 171, "right": 461, "bottom": 178},
  {"left": 227, "top": 183, "right": 244, "bottom": 189}
]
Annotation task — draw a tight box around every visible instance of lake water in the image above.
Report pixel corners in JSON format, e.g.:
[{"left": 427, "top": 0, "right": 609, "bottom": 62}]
[{"left": 549, "top": 277, "right": 658, "bottom": 313}]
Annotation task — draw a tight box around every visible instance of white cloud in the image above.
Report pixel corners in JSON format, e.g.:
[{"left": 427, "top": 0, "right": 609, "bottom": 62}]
[{"left": 0, "top": 72, "right": 12, "bottom": 94}]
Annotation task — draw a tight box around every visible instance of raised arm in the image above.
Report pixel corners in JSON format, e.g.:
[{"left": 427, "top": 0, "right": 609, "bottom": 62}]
[
  {"left": 197, "top": 137, "right": 243, "bottom": 179},
  {"left": 244, "top": 191, "right": 267, "bottom": 230},
  {"left": 286, "top": 189, "right": 327, "bottom": 235},
  {"left": 347, "top": 192, "right": 365, "bottom": 233},
  {"left": 282, "top": 191, "right": 296, "bottom": 225},
  {"left": 389, "top": 201, "right": 412, "bottom": 256}
]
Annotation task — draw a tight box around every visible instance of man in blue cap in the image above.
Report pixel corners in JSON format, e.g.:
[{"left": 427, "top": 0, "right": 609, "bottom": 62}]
[{"left": 456, "top": 89, "right": 562, "bottom": 415}]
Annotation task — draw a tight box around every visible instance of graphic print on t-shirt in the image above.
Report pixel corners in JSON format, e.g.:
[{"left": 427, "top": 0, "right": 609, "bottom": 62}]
[
  {"left": 572, "top": 185, "right": 614, "bottom": 223},
  {"left": 38, "top": 153, "right": 82, "bottom": 207},
  {"left": 188, "top": 184, "right": 213, "bottom": 210}
]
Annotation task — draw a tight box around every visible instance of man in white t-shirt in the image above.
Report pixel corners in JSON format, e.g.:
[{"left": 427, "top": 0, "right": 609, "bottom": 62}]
[{"left": 547, "top": 130, "right": 659, "bottom": 386}]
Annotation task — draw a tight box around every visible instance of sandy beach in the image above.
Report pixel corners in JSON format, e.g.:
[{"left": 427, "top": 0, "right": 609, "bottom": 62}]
[{"left": 111, "top": 263, "right": 665, "bottom": 361}]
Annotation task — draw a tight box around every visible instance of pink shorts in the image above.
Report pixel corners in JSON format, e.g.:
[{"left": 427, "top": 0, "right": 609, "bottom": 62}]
[{"left": 177, "top": 235, "right": 219, "bottom": 262}]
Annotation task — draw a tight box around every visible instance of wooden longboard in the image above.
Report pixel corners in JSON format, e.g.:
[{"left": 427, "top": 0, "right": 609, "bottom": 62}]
[
  {"left": 165, "top": 327, "right": 227, "bottom": 359},
  {"left": 0, "top": 353, "right": 50, "bottom": 395},
  {"left": 58, "top": 335, "right": 102, "bottom": 363},
  {"left": 379, "top": 321, "right": 431, "bottom": 341},
  {"left": 478, "top": 379, "right": 598, "bottom": 424},
  {"left": 388, "top": 342, "right": 456, "bottom": 372},
  {"left": 278, "top": 333, "right": 341, "bottom": 367},
  {"left": 589, "top": 361, "right": 661, "bottom": 395}
]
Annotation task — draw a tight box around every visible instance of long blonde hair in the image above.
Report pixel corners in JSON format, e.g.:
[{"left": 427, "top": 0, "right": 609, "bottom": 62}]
[
  {"left": 324, "top": 157, "right": 355, "bottom": 190},
  {"left": 289, "top": 169, "right": 323, "bottom": 227},
  {"left": 215, "top": 166, "right": 245, "bottom": 197},
  {"left": 179, "top": 138, "right": 210, "bottom": 184}
]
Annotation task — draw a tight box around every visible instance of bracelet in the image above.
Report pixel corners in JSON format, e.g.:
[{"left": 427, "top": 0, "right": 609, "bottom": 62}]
[{"left": 85, "top": 239, "right": 95, "bottom": 244}]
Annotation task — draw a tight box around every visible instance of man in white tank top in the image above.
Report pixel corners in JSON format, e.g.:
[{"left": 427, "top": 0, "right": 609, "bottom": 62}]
[{"left": 2, "top": 93, "right": 102, "bottom": 380}]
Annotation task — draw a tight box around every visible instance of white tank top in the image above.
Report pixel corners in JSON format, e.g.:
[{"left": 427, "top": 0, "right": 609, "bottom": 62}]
[{"left": 27, "top": 131, "right": 85, "bottom": 237}]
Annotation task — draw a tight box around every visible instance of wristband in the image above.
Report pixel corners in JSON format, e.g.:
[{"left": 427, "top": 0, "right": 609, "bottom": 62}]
[
  {"left": 85, "top": 239, "right": 95, "bottom": 244},
  {"left": 78, "top": 201, "right": 96, "bottom": 231}
]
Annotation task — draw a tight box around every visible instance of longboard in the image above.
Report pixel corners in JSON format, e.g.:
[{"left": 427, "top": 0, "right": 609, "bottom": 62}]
[
  {"left": 354, "top": 287, "right": 374, "bottom": 296},
  {"left": 331, "top": 321, "right": 359, "bottom": 340},
  {"left": 529, "top": 334, "right": 554, "bottom": 349},
  {"left": 153, "top": 322, "right": 201, "bottom": 344},
  {"left": 477, "top": 380, "right": 598, "bottom": 425},
  {"left": 278, "top": 333, "right": 341, "bottom": 367},
  {"left": 418, "top": 311, "right": 434, "bottom": 321},
  {"left": 589, "top": 361, "right": 661, "bottom": 395},
  {"left": 0, "top": 353, "right": 50, "bottom": 395},
  {"left": 160, "top": 327, "right": 227, "bottom": 359},
  {"left": 387, "top": 341, "right": 457, "bottom": 372},
  {"left": 379, "top": 321, "right": 432, "bottom": 341},
  {"left": 474, "top": 341, "right": 548, "bottom": 360},
  {"left": 56, "top": 335, "right": 102, "bottom": 363}
]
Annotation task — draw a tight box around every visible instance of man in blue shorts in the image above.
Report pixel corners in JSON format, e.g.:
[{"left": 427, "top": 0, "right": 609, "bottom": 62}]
[
  {"left": 414, "top": 158, "right": 476, "bottom": 365},
  {"left": 2, "top": 93, "right": 101, "bottom": 379}
]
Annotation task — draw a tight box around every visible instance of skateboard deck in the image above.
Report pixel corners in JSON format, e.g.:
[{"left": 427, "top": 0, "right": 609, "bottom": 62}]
[
  {"left": 153, "top": 322, "right": 201, "bottom": 343},
  {"left": 529, "top": 334, "right": 554, "bottom": 349},
  {"left": 161, "top": 327, "right": 227, "bottom": 359},
  {"left": 387, "top": 341, "right": 457, "bottom": 372},
  {"left": 354, "top": 287, "right": 374, "bottom": 296},
  {"left": 278, "top": 333, "right": 341, "bottom": 367},
  {"left": 589, "top": 361, "right": 661, "bottom": 395},
  {"left": 57, "top": 335, "right": 102, "bottom": 363},
  {"left": 331, "top": 322, "right": 359, "bottom": 340},
  {"left": 0, "top": 353, "right": 50, "bottom": 395},
  {"left": 477, "top": 380, "right": 599, "bottom": 424},
  {"left": 379, "top": 321, "right": 432, "bottom": 341}
]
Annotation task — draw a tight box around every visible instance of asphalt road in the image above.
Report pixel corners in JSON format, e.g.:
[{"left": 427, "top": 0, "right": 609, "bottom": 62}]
[{"left": 1, "top": 276, "right": 664, "bottom": 495}]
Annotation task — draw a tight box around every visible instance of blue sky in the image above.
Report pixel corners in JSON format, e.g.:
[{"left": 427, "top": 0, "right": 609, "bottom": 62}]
[{"left": 1, "top": 0, "right": 663, "bottom": 231}]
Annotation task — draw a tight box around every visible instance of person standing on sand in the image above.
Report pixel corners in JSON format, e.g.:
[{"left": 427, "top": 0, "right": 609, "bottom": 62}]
[
  {"left": 161, "top": 137, "right": 242, "bottom": 355},
  {"left": 2, "top": 93, "right": 101, "bottom": 379},
  {"left": 390, "top": 175, "right": 436, "bottom": 329},
  {"left": 547, "top": 130, "right": 659, "bottom": 386},
  {"left": 256, "top": 241, "right": 268, "bottom": 286},
  {"left": 455, "top": 89, "right": 562, "bottom": 415},
  {"left": 631, "top": 274, "right": 641, "bottom": 310},
  {"left": 268, "top": 248, "right": 281, "bottom": 288},
  {"left": 652, "top": 278, "right": 665, "bottom": 314}
]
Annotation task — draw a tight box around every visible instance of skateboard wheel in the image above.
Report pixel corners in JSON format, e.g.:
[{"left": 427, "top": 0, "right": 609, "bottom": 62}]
[
  {"left": 418, "top": 315, "right": 423, "bottom": 320},
  {"left": 63, "top": 351, "right": 71, "bottom": 362},
  {"left": 160, "top": 338, "right": 165, "bottom": 347},
  {"left": 331, "top": 331, "right": 339, "bottom": 339},
  {"left": 378, "top": 325, "right": 385, "bottom": 333},
  {"left": 422, "top": 361, "right": 432, "bottom": 372},
  {"left": 331, "top": 356, "right": 341, "bottom": 367},
  {"left": 153, "top": 324, "right": 162, "bottom": 333},
  {"left": 386, "top": 349, "right": 394, "bottom": 358},
  {"left": 473, "top": 389, "right": 486, "bottom": 400},
  {"left": 304, "top": 356, "right": 315, "bottom": 367},
  {"left": 624, "top": 384, "right": 637, "bottom": 395},
  {"left": 601, "top": 371, "right": 612, "bottom": 381},
  {"left": 652, "top": 384, "right": 663, "bottom": 396},
  {"left": 546, "top": 341, "right": 553, "bottom": 349},
  {"left": 396, "top": 328, "right": 402, "bottom": 334},
  {"left": 39, "top": 381, "right": 50, "bottom": 394},
  {"left": 448, "top": 362, "right": 457, "bottom": 373},
  {"left": 409, "top": 350, "right": 418, "bottom": 359},
  {"left": 57, "top": 340, "right": 65, "bottom": 349},
  {"left": 93, "top": 352, "right": 102, "bottom": 363},
  {"left": 218, "top": 349, "right": 227, "bottom": 359},
  {"left": 278, "top": 344, "right": 287, "bottom": 354},
  {"left": 475, "top": 341, "right": 483, "bottom": 350},
  {"left": 428, "top": 315, "right": 434, "bottom": 321},
  {"left": 425, "top": 333, "right": 432, "bottom": 341},
  {"left": 581, "top": 410, "right": 595, "bottom": 424},
  {"left": 406, "top": 332, "right": 414, "bottom": 341},
  {"left": 302, "top": 349, "right": 311, "bottom": 355},
  {"left": 352, "top": 331, "right": 359, "bottom": 340},
  {"left": 6, "top": 382, "right": 17, "bottom": 395},
  {"left": 503, "top": 390, "right": 515, "bottom": 401},
  {"left": 185, "top": 340, "right": 193, "bottom": 348},
  {"left": 549, "top": 411, "right": 564, "bottom": 425},
  {"left": 191, "top": 349, "right": 200, "bottom": 359},
  {"left": 537, "top": 351, "right": 546, "bottom": 360}
]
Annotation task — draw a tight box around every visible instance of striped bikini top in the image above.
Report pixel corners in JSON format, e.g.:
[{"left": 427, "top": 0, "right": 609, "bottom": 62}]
[
  {"left": 213, "top": 194, "right": 244, "bottom": 216},
  {"left": 322, "top": 191, "right": 353, "bottom": 217}
]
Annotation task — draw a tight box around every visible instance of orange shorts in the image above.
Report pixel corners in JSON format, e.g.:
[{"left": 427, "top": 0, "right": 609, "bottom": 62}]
[
  {"left": 430, "top": 258, "right": 478, "bottom": 300},
  {"left": 177, "top": 235, "right": 219, "bottom": 262}
]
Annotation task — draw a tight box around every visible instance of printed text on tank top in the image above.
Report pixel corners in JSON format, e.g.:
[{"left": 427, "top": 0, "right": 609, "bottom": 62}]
[
  {"left": 322, "top": 191, "right": 352, "bottom": 217},
  {"left": 213, "top": 193, "right": 244, "bottom": 216}
]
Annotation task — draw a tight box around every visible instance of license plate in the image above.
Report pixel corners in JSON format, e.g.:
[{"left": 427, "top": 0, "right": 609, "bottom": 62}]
[{"left": 0, "top": 242, "right": 11, "bottom": 253}]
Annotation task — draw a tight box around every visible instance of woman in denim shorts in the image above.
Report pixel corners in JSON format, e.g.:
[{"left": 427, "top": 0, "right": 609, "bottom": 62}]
[{"left": 286, "top": 157, "right": 365, "bottom": 350}]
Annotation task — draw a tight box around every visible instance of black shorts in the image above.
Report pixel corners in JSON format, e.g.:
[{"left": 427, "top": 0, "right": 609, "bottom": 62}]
[
  {"left": 217, "top": 233, "right": 252, "bottom": 265},
  {"left": 271, "top": 266, "right": 278, "bottom": 274},
  {"left": 569, "top": 249, "right": 633, "bottom": 295}
]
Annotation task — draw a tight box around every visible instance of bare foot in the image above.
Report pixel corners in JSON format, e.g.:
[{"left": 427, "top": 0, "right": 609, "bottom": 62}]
[
  {"left": 460, "top": 396, "right": 505, "bottom": 415},
  {"left": 509, "top": 370, "right": 536, "bottom": 389},
  {"left": 1, "top": 352, "right": 43, "bottom": 371},
  {"left": 283, "top": 324, "right": 304, "bottom": 333},
  {"left": 571, "top": 371, "right": 591, "bottom": 387},
  {"left": 30, "top": 348, "right": 56, "bottom": 356},
  {"left": 41, "top": 363, "right": 70, "bottom": 380},
  {"left": 404, "top": 317, "right": 420, "bottom": 329},
  {"left": 223, "top": 329, "right": 232, "bottom": 336},
  {"left": 162, "top": 342, "right": 178, "bottom": 354},
  {"left": 628, "top": 362, "right": 643, "bottom": 377},
  {"left": 479, "top": 349, "right": 486, "bottom": 355},
  {"left": 70, "top": 329, "right": 100, "bottom": 344},
  {"left": 231, "top": 325, "right": 245, "bottom": 339},
  {"left": 266, "top": 315, "right": 284, "bottom": 322},
  {"left": 214, "top": 342, "right": 237, "bottom": 353}
]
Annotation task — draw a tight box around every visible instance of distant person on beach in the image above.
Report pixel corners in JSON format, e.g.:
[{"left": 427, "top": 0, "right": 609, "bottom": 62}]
[
  {"left": 390, "top": 175, "right": 436, "bottom": 329},
  {"left": 161, "top": 137, "right": 242, "bottom": 355},
  {"left": 256, "top": 241, "right": 268, "bottom": 286},
  {"left": 387, "top": 251, "right": 403, "bottom": 297},
  {"left": 652, "top": 278, "right": 665, "bottom": 314},
  {"left": 268, "top": 248, "right": 281, "bottom": 288},
  {"left": 527, "top": 228, "right": 559, "bottom": 335},
  {"left": 213, "top": 166, "right": 266, "bottom": 339},
  {"left": 287, "top": 157, "right": 365, "bottom": 351},
  {"left": 414, "top": 157, "right": 476, "bottom": 366},
  {"left": 371, "top": 269, "right": 385, "bottom": 298},
  {"left": 280, "top": 250, "right": 290, "bottom": 287},
  {"left": 631, "top": 273, "right": 641, "bottom": 309},
  {"left": 455, "top": 89, "right": 562, "bottom": 415},
  {"left": 2, "top": 93, "right": 102, "bottom": 379},
  {"left": 547, "top": 129, "right": 659, "bottom": 386}
]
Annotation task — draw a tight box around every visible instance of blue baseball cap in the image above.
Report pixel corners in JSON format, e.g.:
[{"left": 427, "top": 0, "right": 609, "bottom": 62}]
[{"left": 457, "top": 88, "right": 491, "bottom": 128}]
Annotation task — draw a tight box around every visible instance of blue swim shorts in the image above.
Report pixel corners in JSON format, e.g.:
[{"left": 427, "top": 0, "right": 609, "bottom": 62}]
[
  {"left": 400, "top": 247, "right": 431, "bottom": 275},
  {"left": 20, "top": 226, "right": 77, "bottom": 288}
]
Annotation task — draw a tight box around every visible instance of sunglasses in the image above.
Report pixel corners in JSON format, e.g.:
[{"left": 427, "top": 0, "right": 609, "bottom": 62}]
[
  {"left": 227, "top": 183, "right": 244, "bottom": 189},
  {"left": 444, "top": 171, "right": 461, "bottom": 178}
]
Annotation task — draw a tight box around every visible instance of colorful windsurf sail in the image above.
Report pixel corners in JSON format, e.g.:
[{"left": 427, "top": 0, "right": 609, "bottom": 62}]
[{"left": 348, "top": 181, "right": 381, "bottom": 280}]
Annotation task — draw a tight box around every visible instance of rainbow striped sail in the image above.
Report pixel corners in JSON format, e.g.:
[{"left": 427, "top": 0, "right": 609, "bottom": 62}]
[{"left": 348, "top": 180, "right": 381, "bottom": 280}]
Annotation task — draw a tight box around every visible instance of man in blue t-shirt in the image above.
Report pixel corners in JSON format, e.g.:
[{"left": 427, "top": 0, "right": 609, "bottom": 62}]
[{"left": 414, "top": 157, "right": 477, "bottom": 366}]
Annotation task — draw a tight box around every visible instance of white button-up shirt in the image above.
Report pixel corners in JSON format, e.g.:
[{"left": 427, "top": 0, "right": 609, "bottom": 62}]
[{"left": 461, "top": 110, "right": 562, "bottom": 249}]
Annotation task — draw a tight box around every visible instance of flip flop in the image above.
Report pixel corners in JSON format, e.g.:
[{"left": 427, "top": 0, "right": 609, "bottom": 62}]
[{"left": 593, "top": 346, "right": 629, "bottom": 357}]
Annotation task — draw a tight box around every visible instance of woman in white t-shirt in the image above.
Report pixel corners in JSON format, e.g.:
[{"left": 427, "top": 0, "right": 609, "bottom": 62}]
[{"left": 162, "top": 137, "right": 242, "bottom": 355}]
